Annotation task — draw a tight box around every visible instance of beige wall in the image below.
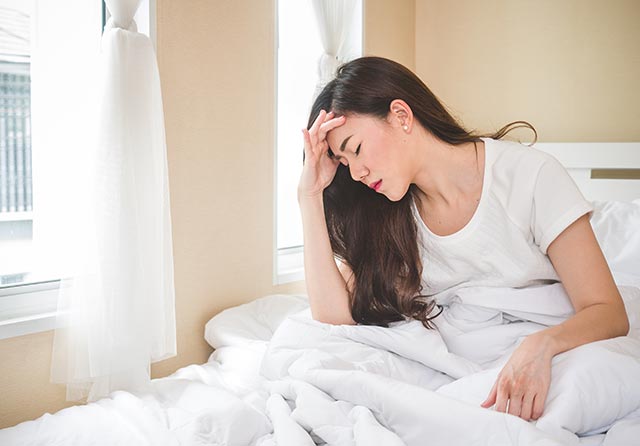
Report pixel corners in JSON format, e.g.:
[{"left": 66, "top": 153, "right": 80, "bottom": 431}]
[
  {"left": 415, "top": 0, "right": 640, "bottom": 142},
  {"left": 0, "top": 331, "right": 77, "bottom": 429},
  {"left": 365, "top": 0, "right": 416, "bottom": 70},
  {"left": 0, "top": 0, "right": 410, "bottom": 430},
  {"left": 149, "top": 0, "right": 311, "bottom": 379}
]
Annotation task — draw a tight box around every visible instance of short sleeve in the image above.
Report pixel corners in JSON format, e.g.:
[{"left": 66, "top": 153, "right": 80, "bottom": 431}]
[{"left": 532, "top": 155, "right": 594, "bottom": 254}]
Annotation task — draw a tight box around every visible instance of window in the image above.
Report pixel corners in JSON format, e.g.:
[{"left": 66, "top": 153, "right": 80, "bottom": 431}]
[
  {"left": 275, "top": 0, "right": 362, "bottom": 283},
  {"left": 0, "top": 0, "right": 155, "bottom": 340},
  {"left": 0, "top": 1, "right": 33, "bottom": 286}
]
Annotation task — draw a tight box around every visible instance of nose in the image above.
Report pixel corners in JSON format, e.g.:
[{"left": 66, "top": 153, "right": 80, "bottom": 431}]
[{"left": 348, "top": 161, "right": 368, "bottom": 183}]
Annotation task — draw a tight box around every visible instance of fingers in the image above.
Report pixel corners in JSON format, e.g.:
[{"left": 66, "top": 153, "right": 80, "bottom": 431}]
[
  {"left": 510, "top": 391, "right": 542, "bottom": 421},
  {"left": 304, "top": 110, "right": 346, "bottom": 157},
  {"left": 308, "top": 109, "right": 328, "bottom": 136},
  {"left": 494, "top": 383, "right": 509, "bottom": 414},
  {"left": 311, "top": 110, "right": 343, "bottom": 132},
  {"left": 506, "top": 393, "right": 523, "bottom": 417},
  {"left": 531, "top": 393, "right": 546, "bottom": 421},
  {"left": 481, "top": 382, "right": 497, "bottom": 408},
  {"left": 520, "top": 393, "right": 535, "bottom": 421},
  {"left": 481, "top": 338, "right": 552, "bottom": 422},
  {"left": 483, "top": 380, "right": 544, "bottom": 421},
  {"left": 302, "top": 127, "right": 312, "bottom": 149},
  {"left": 481, "top": 375, "right": 530, "bottom": 419},
  {"left": 318, "top": 112, "right": 346, "bottom": 141}
]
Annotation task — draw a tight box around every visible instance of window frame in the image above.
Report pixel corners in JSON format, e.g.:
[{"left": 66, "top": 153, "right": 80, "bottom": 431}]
[
  {"left": 0, "top": 279, "right": 59, "bottom": 340},
  {"left": 273, "top": 0, "right": 363, "bottom": 285},
  {"left": 0, "top": 0, "right": 157, "bottom": 340}
]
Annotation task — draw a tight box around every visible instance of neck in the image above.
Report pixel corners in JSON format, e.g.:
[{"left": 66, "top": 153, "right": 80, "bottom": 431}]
[{"left": 410, "top": 130, "right": 483, "bottom": 206}]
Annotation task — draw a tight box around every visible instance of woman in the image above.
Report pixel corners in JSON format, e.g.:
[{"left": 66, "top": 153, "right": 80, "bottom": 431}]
[{"left": 297, "top": 56, "right": 629, "bottom": 422}]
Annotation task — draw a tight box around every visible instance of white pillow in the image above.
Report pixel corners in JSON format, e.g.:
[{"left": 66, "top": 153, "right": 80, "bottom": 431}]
[
  {"left": 590, "top": 200, "right": 640, "bottom": 287},
  {"left": 204, "top": 294, "right": 309, "bottom": 349}
]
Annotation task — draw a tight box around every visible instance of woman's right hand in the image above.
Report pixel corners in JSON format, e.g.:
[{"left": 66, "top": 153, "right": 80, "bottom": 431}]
[{"left": 298, "top": 110, "right": 346, "bottom": 200}]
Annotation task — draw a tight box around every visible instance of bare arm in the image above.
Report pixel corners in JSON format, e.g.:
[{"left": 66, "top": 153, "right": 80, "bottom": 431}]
[
  {"left": 299, "top": 195, "right": 356, "bottom": 325},
  {"left": 298, "top": 110, "right": 356, "bottom": 325},
  {"left": 538, "top": 214, "right": 628, "bottom": 352},
  {"left": 482, "top": 214, "right": 629, "bottom": 420}
]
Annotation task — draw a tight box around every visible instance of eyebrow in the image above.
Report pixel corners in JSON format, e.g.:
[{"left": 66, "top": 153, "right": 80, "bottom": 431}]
[{"left": 339, "top": 135, "right": 353, "bottom": 152}]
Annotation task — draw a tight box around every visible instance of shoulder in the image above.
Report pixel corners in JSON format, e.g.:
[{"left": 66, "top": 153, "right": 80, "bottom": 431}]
[
  {"left": 484, "top": 139, "right": 553, "bottom": 199},
  {"left": 483, "top": 139, "right": 592, "bottom": 253},
  {"left": 484, "top": 138, "right": 570, "bottom": 200},
  {"left": 486, "top": 138, "right": 558, "bottom": 179}
]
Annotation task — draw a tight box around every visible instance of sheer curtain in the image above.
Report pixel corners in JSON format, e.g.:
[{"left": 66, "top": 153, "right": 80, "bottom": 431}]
[
  {"left": 33, "top": 0, "right": 176, "bottom": 402},
  {"left": 311, "top": 0, "right": 360, "bottom": 97}
]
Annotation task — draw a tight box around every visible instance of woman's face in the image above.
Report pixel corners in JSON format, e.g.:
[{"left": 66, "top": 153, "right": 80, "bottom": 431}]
[{"left": 326, "top": 113, "right": 412, "bottom": 201}]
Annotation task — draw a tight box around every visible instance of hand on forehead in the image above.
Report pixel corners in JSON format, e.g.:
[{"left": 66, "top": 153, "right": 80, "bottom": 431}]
[{"left": 326, "top": 114, "right": 383, "bottom": 154}]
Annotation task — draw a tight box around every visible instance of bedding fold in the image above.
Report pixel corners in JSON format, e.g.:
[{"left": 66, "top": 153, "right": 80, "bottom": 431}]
[
  {"left": 259, "top": 285, "right": 640, "bottom": 445},
  {"left": 2, "top": 287, "right": 639, "bottom": 445}
]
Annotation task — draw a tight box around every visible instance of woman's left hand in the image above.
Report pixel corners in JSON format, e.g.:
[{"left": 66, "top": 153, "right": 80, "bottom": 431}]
[{"left": 481, "top": 332, "right": 555, "bottom": 421}]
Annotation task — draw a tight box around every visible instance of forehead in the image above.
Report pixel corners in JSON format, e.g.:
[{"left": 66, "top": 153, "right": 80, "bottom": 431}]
[{"left": 326, "top": 114, "right": 387, "bottom": 151}]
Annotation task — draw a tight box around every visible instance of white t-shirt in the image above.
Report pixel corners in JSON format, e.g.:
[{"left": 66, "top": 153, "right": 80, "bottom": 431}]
[{"left": 412, "top": 137, "right": 593, "bottom": 305}]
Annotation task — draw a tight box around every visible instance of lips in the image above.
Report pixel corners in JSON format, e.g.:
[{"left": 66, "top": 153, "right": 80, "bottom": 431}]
[{"left": 369, "top": 180, "right": 382, "bottom": 192}]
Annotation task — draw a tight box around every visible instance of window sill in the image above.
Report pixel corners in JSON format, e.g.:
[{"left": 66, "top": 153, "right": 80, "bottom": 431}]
[
  {"left": 275, "top": 246, "right": 304, "bottom": 284},
  {"left": 0, "top": 280, "right": 61, "bottom": 340},
  {"left": 0, "top": 212, "right": 33, "bottom": 222}
]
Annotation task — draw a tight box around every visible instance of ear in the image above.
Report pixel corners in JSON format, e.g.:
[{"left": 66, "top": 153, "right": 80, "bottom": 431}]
[{"left": 388, "top": 99, "right": 414, "bottom": 133}]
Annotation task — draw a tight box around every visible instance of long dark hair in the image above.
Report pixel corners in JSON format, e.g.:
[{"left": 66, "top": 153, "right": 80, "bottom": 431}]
[{"left": 307, "top": 56, "right": 536, "bottom": 329}]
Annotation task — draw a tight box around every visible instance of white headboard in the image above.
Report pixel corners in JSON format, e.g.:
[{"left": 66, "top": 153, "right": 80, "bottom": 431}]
[{"left": 534, "top": 142, "right": 640, "bottom": 202}]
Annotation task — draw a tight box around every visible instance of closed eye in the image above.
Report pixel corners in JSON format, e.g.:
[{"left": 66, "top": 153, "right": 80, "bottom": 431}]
[{"left": 329, "top": 150, "right": 348, "bottom": 166}]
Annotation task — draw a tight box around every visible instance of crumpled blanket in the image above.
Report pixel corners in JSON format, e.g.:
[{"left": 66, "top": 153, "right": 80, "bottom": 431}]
[
  {"left": 2, "top": 286, "right": 639, "bottom": 446},
  {"left": 255, "top": 284, "right": 640, "bottom": 445}
]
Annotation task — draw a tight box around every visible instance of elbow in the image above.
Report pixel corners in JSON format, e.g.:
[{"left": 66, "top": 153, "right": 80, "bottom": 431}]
[
  {"left": 613, "top": 301, "right": 630, "bottom": 337},
  {"left": 619, "top": 311, "right": 630, "bottom": 337}
]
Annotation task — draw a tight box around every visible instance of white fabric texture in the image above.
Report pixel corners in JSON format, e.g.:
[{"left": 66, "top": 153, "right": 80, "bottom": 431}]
[
  {"left": 590, "top": 199, "right": 640, "bottom": 288},
  {"left": 311, "top": 0, "right": 359, "bottom": 96},
  {"left": 414, "top": 137, "right": 594, "bottom": 305},
  {"left": 49, "top": 0, "right": 176, "bottom": 402},
  {"left": 3, "top": 183, "right": 636, "bottom": 442},
  {"left": 4, "top": 287, "right": 640, "bottom": 446}
]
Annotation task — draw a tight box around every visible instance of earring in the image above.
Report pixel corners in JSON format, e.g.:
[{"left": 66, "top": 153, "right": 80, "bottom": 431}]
[{"left": 402, "top": 125, "right": 409, "bottom": 131}]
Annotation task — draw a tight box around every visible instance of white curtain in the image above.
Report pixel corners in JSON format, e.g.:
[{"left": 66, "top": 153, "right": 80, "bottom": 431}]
[
  {"left": 32, "top": 0, "right": 176, "bottom": 402},
  {"left": 311, "top": 0, "right": 359, "bottom": 97}
]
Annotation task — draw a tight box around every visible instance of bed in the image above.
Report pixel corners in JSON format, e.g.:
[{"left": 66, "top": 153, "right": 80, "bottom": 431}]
[{"left": 1, "top": 142, "right": 640, "bottom": 445}]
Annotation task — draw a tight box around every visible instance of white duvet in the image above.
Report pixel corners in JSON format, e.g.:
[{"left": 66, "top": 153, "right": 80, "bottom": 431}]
[{"left": 2, "top": 284, "right": 640, "bottom": 446}]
